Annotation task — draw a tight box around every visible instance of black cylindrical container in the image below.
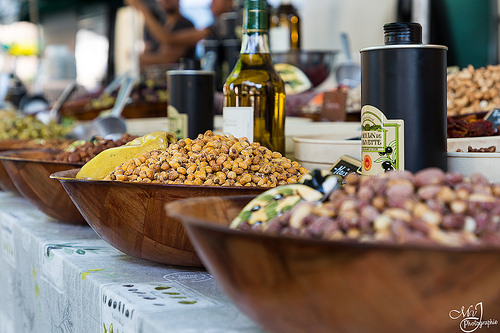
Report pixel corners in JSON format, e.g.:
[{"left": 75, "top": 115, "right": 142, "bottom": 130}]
[
  {"left": 360, "top": 22, "right": 447, "bottom": 175},
  {"left": 167, "top": 70, "right": 215, "bottom": 139}
]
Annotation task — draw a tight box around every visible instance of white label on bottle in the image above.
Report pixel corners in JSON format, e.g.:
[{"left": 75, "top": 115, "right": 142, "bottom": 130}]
[
  {"left": 167, "top": 105, "right": 188, "bottom": 139},
  {"left": 361, "top": 104, "right": 404, "bottom": 176},
  {"left": 223, "top": 107, "right": 254, "bottom": 142},
  {"left": 270, "top": 26, "right": 291, "bottom": 53}
]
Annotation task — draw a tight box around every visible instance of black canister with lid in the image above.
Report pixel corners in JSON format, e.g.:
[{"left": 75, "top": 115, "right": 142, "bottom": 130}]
[{"left": 360, "top": 22, "right": 448, "bottom": 175}]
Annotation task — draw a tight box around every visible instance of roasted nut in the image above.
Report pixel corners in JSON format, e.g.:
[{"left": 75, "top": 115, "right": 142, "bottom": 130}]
[
  {"left": 107, "top": 131, "right": 308, "bottom": 187},
  {"left": 239, "top": 166, "right": 500, "bottom": 248},
  {"left": 447, "top": 65, "right": 500, "bottom": 116}
]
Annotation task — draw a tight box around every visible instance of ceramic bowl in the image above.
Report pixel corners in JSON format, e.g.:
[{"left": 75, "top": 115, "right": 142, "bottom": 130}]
[
  {"left": 293, "top": 133, "right": 361, "bottom": 170},
  {"left": 0, "top": 149, "right": 85, "bottom": 224},
  {"left": 447, "top": 136, "right": 500, "bottom": 152},
  {"left": 447, "top": 151, "right": 500, "bottom": 182},
  {"left": 51, "top": 169, "right": 267, "bottom": 266},
  {"left": 166, "top": 195, "right": 500, "bottom": 333}
]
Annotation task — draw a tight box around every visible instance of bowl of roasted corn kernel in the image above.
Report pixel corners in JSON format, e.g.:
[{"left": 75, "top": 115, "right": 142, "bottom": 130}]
[{"left": 51, "top": 130, "right": 309, "bottom": 266}]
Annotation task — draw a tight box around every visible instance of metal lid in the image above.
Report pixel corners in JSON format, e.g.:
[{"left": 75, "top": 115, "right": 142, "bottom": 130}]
[{"left": 360, "top": 44, "right": 448, "bottom": 52}]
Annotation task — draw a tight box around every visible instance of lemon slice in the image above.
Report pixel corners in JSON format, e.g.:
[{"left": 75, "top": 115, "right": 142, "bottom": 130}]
[
  {"left": 230, "top": 184, "right": 323, "bottom": 229},
  {"left": 76, "top": 131, "right": 177, "bottom": 180},
  {"left": 275, "top": 63, "right": 312, "bottom": 95}
]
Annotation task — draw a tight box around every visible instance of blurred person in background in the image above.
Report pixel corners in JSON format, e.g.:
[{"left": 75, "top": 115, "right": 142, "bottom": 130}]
[
  {"left": 126, "top": 0, "right": 197, "bottom": 66},
  {"left": 126, "top": 0, "right": 235, "bottom": 67}
]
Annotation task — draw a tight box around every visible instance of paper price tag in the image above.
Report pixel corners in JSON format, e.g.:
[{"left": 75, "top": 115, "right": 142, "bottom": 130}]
[{"left": 329, "top": 154, "right": 362, "bottom": 182}]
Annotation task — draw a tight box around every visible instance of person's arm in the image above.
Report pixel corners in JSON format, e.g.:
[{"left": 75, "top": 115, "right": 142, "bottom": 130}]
[
  {"left": 125, "top": 0, "right": 212, "bottom": 47},
  {"left": 139, "top": 49, "right": 185, "bottom": 66}
]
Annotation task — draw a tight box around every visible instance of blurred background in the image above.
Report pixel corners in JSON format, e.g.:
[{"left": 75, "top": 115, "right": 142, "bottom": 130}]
[{"left": 0, "top": 0, "right": 498, "bottom": 105}]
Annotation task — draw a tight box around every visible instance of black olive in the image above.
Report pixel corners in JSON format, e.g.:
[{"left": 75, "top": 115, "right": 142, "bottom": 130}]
[
  {"left": 250, "top": 205, "right": 261, "bottom": 211},
  {"left": 385, "top": 146, "right": 393, "bottom": 154},
  {"left": 273, "top": 194, "right": 284, "bottom": 200},
  {"left": 381, "top": 161, "right": 392, "bottom": 169}
]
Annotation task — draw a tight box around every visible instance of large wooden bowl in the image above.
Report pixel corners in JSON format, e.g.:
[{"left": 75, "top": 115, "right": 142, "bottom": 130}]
[
  {"left": 0, "top": 149, "right": 85, "bottom": 224},
  {"left": 51, "top": 169, "right": 266, "bottom": 267},
  {"left": 166, "top": 195, "right": 500, "bottom": 333},
  {"left": 0, "top": 140, "right": 36, "bottom": 194},
  {"left": 0, "top": 158, "right": 19, "bottom": 194},
  {"left": 0, "top": 139, "right": 72, "bottom": 195}
]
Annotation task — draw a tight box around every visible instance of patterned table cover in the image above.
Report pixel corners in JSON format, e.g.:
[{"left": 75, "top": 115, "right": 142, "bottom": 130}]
[{"left": 0, "top": 191, "right": 265, "bottom": 333}]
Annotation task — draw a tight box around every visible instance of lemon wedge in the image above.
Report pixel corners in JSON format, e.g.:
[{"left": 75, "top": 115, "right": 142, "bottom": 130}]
[{"left": 76, "top": 131, "right": 176, "bottom": 180}]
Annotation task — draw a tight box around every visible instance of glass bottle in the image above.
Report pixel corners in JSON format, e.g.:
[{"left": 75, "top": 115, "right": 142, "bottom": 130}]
[
  {"left": 269, "top": 0, "right": 301, "bottom": 52},
  {"left": 223, "top": 0, "right": 286, "bottom": 154}
]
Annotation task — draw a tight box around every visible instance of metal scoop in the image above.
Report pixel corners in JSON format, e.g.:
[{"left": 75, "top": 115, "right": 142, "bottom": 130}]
[
  {"left": 91, "top": 75, "right": 136, "bottom": 140},
  {"left": 67, "top": 75, "right": 136, "bottom": 141},
  {"left": 335, "top": 32, "right": 361, "bottom": 88},
  {"left": 31, "top": 82, "right": 76, "bottom": 125}
]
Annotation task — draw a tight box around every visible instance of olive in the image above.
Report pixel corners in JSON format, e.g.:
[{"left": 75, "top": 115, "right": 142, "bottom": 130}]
[
  {"left": 382, "top": 161, "right": 393, "bottom": 170},
  {"left": 385, "top": 146, "right": 393, "bottom": 154}
]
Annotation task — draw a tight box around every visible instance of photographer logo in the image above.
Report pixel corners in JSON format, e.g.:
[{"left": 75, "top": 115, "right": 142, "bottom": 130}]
[{"left": 449, "top": 302, "right": 498, "bottom": 332}]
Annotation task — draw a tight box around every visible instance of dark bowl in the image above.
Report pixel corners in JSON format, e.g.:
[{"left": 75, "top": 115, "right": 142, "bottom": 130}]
[
  {"left": 272, "top": 50, "right": 338, "bottom": 88},
  {"left": 0, "top": 149, "right": 86, "bottom": 224},
  {"left": 167, "top": 195, "right": 500, "bottom": 333},
  {"left": 51, "top": 169, "right": 267, "bottom": 266}
]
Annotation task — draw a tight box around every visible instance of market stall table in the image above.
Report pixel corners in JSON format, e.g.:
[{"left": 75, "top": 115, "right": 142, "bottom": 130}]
[{"left": 0, "top": 191, "right": 265, "bottom": 333}]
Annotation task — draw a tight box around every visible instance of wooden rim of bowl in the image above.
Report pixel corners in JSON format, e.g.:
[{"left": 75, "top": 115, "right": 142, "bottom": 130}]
[
  {"left": 0, "top": 149, "right": 83, "bottom": 167},
  {"left": 167, "top": 195, "right": 500, "bottom": 254},
  {"left": 447, "top": 152, "right": 500, "bottom": 158}
]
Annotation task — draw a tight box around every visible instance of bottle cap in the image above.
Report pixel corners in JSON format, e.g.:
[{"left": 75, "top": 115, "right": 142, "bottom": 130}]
[
  {"left": 384, "top": 22, "right": 422, "bottom": 45},
  {"left": 245, "top": 0, "right": 267, "bottom": 10},
  {"left": 243, "top": 0, "right": 268, "bottom": 32}
]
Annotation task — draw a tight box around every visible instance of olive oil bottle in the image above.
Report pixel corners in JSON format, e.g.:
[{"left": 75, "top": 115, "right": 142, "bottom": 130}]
[
  {"left": 360, "top": 22, "right": 447, "bottom": 175},
  {"left": 223, "top": 0, "right": 286, "bottom": 154}
]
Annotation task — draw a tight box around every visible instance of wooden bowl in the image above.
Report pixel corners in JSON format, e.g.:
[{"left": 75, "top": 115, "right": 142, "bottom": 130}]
[
  {"left": 51, "top": 169, "right": 267, "bottom": 267},
  {"left": 60, "top": 101, "right": 167, "bottom": 121},
  {"left": 0, "top": 158, "right": 19, "bottom": 194},
  {"left": 0, "top": 149, "right": 85, "bottom": 224},
  {"left": 0, "top": 139, "right": 72, "bottom": 194},
  {"left": 166, "top": 195, "right": 500, "bottom": 333},
  {"left": 0, "top": 140, "right": 35, "bottom": 194}
]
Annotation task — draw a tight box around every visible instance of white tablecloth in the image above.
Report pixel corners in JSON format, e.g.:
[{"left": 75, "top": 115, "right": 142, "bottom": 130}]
[{"left": 0, "top": 191, "right": 265, "bottom": 333}]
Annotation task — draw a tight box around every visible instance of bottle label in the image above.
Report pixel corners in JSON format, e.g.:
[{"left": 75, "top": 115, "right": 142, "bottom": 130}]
[
  {"left": 167, "top": 105, "right": 188, "bottom": 139},
  {"left": 269, "top": 26, "right": 291, "bottom": 52},
  {"left": 361, "top": 105, "right": 404, "bottom": 175},
  {"left": 223, "top": 106, "right": 254, "bottom": 141}
]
